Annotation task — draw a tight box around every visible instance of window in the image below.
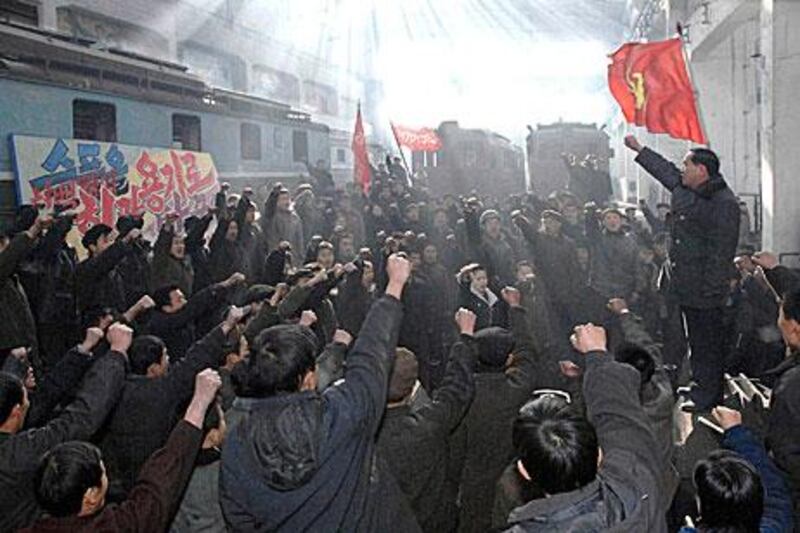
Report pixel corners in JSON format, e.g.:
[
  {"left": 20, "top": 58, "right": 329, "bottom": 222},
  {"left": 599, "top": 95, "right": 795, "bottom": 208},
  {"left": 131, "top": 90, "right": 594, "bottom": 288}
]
[
  {"left": 336, "top": 148, "right": 346, "bottom": 163},
  {"left": 0, "top": 1, "right": 38, "bottom": 26},
  {"left": 73, "top": 100, "right": 117, "bottom": 142},
  {"left": 292, "top": 130, "right": 308, "bottom": 163},
  {"left": 240, "top": 123, "right": 262, "bottom": 160},
  {"left": 172, "top": 114, "right": 202, "bottom": 151}
]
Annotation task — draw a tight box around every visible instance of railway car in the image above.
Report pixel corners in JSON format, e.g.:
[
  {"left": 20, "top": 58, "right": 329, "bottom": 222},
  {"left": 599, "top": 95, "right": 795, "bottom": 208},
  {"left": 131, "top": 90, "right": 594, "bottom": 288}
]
[
  {"left": 411, "top": 121, "right": 525, "bottom": 197},
  {"left": 526, "top": 121, "right": 613, "bottom": 200},
  {"left": 0, "top": 22, "right": 330, "bottom": 225}
]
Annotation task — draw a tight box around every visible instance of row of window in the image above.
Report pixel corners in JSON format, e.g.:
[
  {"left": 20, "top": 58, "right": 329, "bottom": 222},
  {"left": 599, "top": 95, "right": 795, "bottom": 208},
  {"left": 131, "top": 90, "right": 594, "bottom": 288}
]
[{"left": 72, "top": 99, "right": 309, "bottom": 162}]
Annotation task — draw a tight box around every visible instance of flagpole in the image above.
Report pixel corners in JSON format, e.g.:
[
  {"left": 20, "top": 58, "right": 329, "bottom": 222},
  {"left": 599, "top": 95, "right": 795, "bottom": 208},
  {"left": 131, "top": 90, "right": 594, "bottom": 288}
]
[
  {"left": 677, "top": 24, "right": 710, "bottom": 146},
  {"left": 390, "top": 121, "right": 413, "bottom": 187}
]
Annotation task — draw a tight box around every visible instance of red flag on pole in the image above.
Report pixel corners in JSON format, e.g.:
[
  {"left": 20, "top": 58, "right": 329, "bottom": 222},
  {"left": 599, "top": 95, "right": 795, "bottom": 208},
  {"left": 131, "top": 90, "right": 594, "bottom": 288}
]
[
  {"left": 351, "top": 103, "right": 370, "bottom": 194},
  {"left": 608, "top": 38, "right": 707, "bottom": 144},
  {"left": 390, "top": 122, "right": 443, "bottom": 152}
]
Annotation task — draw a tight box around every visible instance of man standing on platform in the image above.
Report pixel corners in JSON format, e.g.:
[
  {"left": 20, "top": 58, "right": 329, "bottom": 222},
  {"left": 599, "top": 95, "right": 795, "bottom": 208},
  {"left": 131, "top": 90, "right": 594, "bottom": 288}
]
[{"left": 624, "top": 135, "right": 739, "bottom": 412}]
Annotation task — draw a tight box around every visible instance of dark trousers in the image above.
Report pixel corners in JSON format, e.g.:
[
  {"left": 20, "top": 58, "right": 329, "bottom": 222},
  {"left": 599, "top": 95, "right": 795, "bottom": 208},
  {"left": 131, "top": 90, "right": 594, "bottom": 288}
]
[{"left": 682, "top": 306, "right": 725, "bottom": 410}]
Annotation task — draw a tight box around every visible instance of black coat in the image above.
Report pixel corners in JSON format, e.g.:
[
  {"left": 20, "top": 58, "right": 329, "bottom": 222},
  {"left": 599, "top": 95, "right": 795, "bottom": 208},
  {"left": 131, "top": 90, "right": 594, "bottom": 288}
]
[
  {"left": 377, "top": 336, "right": 478, "bottom": 532},
  {"left": 635, "top": 147, "right": 740, "bottom": 309},
  {"left": 504, "top": 356, "right": 668, "bottom": 532},
  {"left": 449, "top": 307, "right": 541, "bottom": 533},
  {"left": 75, "top": 240, "right": 132, "bottom": 316},
  {"left": 146, "top": 283, "right": 227, "bottom": 360},
  {"left": 0, "top": 351, "right": 127, "bottom": 531},
  {"left": 0, "top": 233, "right": 38, "bottom": 354},
  {"left": 220, "top": 296, "right": 420, "bottom": 532},
  {"left": 99, "top": 326, "right": 227, "bottom": 497}
]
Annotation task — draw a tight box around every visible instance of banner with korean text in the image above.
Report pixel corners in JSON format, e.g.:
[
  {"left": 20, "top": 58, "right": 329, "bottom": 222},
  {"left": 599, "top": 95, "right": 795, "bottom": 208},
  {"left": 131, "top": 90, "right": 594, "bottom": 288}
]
[{"left": 10, "top": 135, "right": 220, "bottom": 252}]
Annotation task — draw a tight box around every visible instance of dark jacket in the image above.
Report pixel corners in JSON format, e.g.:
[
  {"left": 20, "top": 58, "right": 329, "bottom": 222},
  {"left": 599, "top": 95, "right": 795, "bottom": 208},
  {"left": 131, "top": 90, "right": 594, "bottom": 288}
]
[
  {"left": 458, "top": 280, "right": 506, "bottom": 332},
  {"left": 504, "top": 355, "right": 667, "bottom": 533},
  {"left": 99, "top": 326, "right": 227, "bottom": 496},
  {"left": 635, "top": 147, "right": 740, "bottom": 309},
  {"left": 679, "top": 425, "right": 794, "bottom": 533},
  {"left": 0, "top": 351, "right": 127, "bottom": 532},
  {"left": 146, "top": 283, "right": 228, "bottom": 360},
  {"left": 0, "top": 233, "right": 38, "bottom": 354},
  {"left": 220, "top": 296, "right": 420, "bottom": 532},
  {"left": 377, "top": 335, "right": 478, "bottom": 532},
  {"left": 151, "top": 224, "right": 194, "bottom": 295},
  {"left": 451, "top": 307, "right": 541, "bottom": 533},
  {"left": 22, "top": 420, "right": 203, "bottom": 533},
  {"left": 75, "top": 240, "right": 132, "bottom": 316},
  {"left": 585, "top": 215, "right": 640, "bottom": 300}
]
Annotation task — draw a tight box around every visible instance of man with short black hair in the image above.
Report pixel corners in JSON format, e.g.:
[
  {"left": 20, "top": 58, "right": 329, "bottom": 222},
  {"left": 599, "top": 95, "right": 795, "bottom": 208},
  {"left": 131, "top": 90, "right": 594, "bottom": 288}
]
[
  {"left": 626, "top": 135, "right": 740, "bottom": 412},
  {"left": 220, "top": 254, "right": 421, "bottom": 532},
  {"left": 504, "top": 321, "right": 667, "bottom": 532},
  {"left": 0, "top": 323, "right": 131, "bottom": 531},
  {"left": 76, "top": 224, "right": 140, "bottom": 320},
  {"left": 21, "top": 369, "right": 222, "bottom": 533},
  {"left": 98, "top": 307, "right": 245, "bottom": 497}
]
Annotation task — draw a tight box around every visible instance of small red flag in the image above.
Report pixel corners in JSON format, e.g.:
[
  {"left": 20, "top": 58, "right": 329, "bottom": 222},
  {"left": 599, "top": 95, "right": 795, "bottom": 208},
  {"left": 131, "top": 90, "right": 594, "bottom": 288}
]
[
  {"left": 608, "top": 38, "right": 707, "bottom": 144},
  {"left": 351, "top": 104, "right": 370, "bottom": 194},
  {"left": 390, "top": 122, "right": 443, "bottom": 152}
]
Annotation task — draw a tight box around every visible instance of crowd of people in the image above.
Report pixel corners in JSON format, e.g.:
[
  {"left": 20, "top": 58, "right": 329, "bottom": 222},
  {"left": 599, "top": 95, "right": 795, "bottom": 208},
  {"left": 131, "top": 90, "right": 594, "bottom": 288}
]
[{"left": 0, "top": 136, "right": 798, "bottom": 532}]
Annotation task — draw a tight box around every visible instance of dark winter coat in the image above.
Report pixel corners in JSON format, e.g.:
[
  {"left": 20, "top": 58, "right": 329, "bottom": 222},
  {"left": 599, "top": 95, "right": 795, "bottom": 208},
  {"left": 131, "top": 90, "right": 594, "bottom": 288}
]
[
  {"left": 504, "top": 355, "right": 667, "bottom": 533},
  {"left": 99, "top": 327, "right": 227, "bottom": 497},
  {"left": 635, "top": 147, "right": 740, "bottom": 309},
  {"left": 450, "top": 307, "right": 541, "bottom": 533},
  {"left": 0, "top": 233, "right": 38, "bottom": 354},
  {"left": 146, "top": 283, "right": 228, "bottom": 360},
  {"left": 22, "top": 421, "right": 203, "bottom": 533},
  {"left": 377, "top": 336, "right": 478, "bottom": 532},
  {"left": 151, "top": 224, "right": 194, "bottom": 295},
  {"left": 75, "top": 239, "right": 132, "bottom": 316},
  {"left": 220, "top": 296, "right": 421, "bottom": 532},
  {"left": 0, "top": 351, "right": 127, "bottom": 532}
]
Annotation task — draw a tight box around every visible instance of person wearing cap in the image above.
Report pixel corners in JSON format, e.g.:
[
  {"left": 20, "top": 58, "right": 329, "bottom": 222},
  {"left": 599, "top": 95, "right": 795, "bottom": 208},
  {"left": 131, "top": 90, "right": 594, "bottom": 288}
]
[
  {"left": 512, "top": 210, "right": 584, "bottom": 343},
  {"left": 583, "top": 204, "right": 640, "bottom": 303},
  {"left": 376, "top": 309, "right": 478, "bottom": 532},
  {"left": 449, "top": 287, "right": 544, "bottom": 533},
  {"left": 475, "top": 209, "right": 517, "bottom": 287},
  {"left": 640, "top": 198, "right": 671, "bottom": 235},
  {"left": 625, "top": 135, "right": 740, "bottom": 412}
]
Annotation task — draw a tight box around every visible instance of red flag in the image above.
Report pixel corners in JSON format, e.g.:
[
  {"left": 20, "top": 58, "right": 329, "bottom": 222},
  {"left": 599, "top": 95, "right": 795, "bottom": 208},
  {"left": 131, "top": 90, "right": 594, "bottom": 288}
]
[
  {"left": 351, "top": 104, "right": 370, "bottom": 194},
  {"left": 390, "top": 122, "right": 443, "bottom": 152},
  {"left": 608, "top": 38, "right": 707, "bottom": 144}
]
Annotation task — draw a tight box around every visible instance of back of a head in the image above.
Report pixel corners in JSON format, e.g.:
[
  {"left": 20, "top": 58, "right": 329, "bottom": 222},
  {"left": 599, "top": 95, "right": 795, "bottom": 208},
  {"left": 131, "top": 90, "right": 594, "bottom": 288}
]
[
  {"left": 614, "top": 342, "right": 655, "bottom": 388},
  {"left": 152, "top": 284, "right": 179, "bottom": 310},
  {"left": 0, "top": 373, "right": 23, "bottom": 425},
  {"left": 694, "top": 450, "right": 763, "bottom": 532},
  {"left": 129, "top": 335, "right": 166, "bottom": 375},
  {"left": 35, "top": 441, "right": 103, "bottom": 518},
  {"left": 513, "top": 396, "right": 598, "bottom": 496},
  {"left": 232, "top": 325, "right": 317, "bottom": 398},
  {"left": 782, "top": 287, "right": 800, "bottom": 323},
  {"left": 388, "top": 348, "right": 418, "bottom": 402},
  {"left": 474, "top": 327, "right": 514, "bottom": 372}
]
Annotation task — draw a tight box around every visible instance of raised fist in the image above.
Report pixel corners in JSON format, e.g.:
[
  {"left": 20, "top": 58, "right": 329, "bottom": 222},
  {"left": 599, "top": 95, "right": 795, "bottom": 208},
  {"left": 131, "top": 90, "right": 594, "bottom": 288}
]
[
  {"left": 193, "top": 368, "right": 222, "bottom": 406},
  {"left": 570, "top": 323, "right": 607, "bottom": 354},
  {"left": 83, "top": 327, "right": 105, "bottom": 350},
  {"left": 624, "top": 134, "right": 643, "bottom": 153},
  {"left": 299, "top": 310, "right": 318, "bottom": 327},
  {"left": 606, "top": 298, "right": 629, "bottom": 315},
  {"left": 223, "top": 272, "right": 246, "bottom": 287},
  {"left": 501, "top": 287, "right": 522, "bottom": 308},
  {"left": 106, "top": 322, "right": 133, "bottom": 354},
  {"left": 455, "top": 308, "right": 477, "bottom": 336},
  {"left": 386, "top": 254, "right": 411, "bottom": 286},
  {"left": 137, "top": 295, "right": 156, "bottom": 311},
  {"left": 752, "top": 251, "right": 779, "bottom": 270},
  {"left": 333, "top": 329, "right": 353, "bottom": 346}
]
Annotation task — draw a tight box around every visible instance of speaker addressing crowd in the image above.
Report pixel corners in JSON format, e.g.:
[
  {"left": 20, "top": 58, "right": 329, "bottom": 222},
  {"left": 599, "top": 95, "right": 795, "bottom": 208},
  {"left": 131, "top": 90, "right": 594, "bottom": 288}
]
[{"left": 0, "top": 137, "right": 797, "bottom": 532}]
